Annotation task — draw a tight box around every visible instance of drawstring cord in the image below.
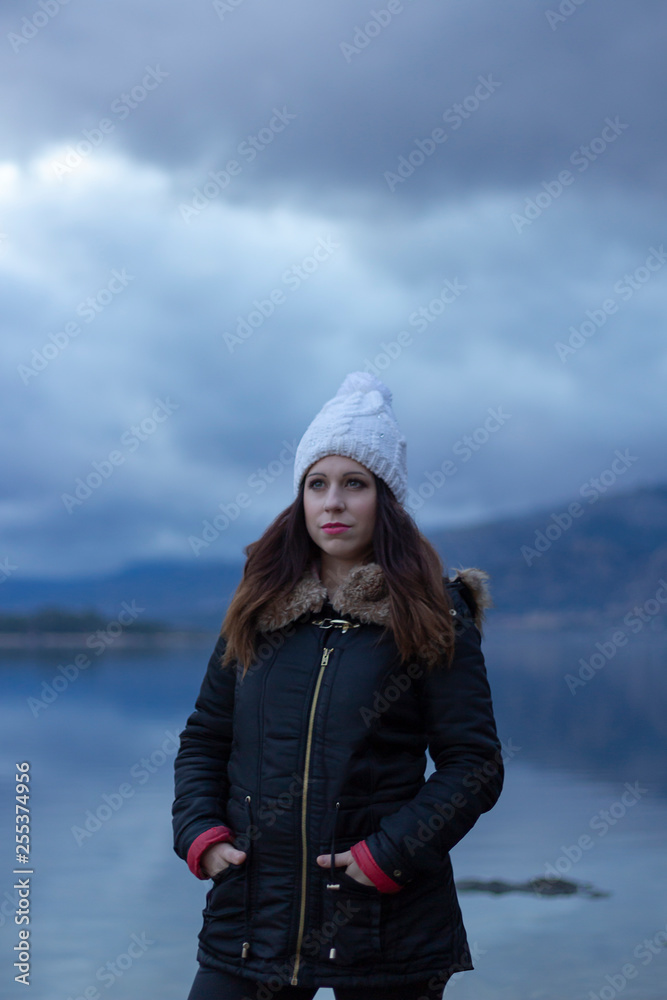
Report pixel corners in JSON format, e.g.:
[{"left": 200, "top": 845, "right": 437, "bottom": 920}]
[
  {"left": 242, "top": 794, "right": 252, "bottom": 959},
  {"left": 326, "top": 799, "right": 341, "bottom": 960},
  {"left": 328, "top": 799, "right": 341, "bottom": 886}
]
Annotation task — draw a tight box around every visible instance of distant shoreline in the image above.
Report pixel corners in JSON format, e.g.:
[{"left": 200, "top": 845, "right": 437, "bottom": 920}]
[
  {"left": 0, "top": 609, "right": 663, "bottom": 649},
  {"left": 0, "top": 631, "right": 215, "bottom": 649}
]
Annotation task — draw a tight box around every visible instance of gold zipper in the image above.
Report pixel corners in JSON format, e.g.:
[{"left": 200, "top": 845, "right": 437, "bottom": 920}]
[{"left": 291, "top": 645, "right": 333, "bottom": 985}]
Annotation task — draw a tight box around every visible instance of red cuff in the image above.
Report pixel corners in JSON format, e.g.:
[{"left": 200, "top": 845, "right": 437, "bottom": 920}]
[
  {"left": 350, "top": 840, "right": 403, "bottom": 893},
  {"left": 187, "top": 826, "right": 235, "bottom": 879}
]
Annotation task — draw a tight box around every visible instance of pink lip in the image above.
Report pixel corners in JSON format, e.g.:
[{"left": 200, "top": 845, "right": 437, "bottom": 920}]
[{"left": 321, "top": 524, "right": 350, "bottom": 534}]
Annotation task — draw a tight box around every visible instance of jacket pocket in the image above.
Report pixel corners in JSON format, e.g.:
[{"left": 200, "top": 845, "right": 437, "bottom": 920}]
[
  {"left": 200, "top": 792, "right": 254, "bottom": 961},
  {"left": 200, "top": 861, "right": 249, "bottom": 959},
  {"left": 380, "top": 873, "right": 461, "bottom": 965},
  {"left": 210, "top": 860, "right": 244, "bottom": 885},
  {"left": 319, "top": 868, "right": 383, "bottom": 967}
]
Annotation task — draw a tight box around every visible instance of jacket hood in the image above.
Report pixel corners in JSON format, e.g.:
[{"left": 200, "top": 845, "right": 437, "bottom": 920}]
[{"left": 255, "top": 562, "right": 492, "bottom": 635}]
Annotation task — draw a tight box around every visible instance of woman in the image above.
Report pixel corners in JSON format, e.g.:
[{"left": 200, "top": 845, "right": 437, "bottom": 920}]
[{"left": 173, "top": 372, "right": 504, "bottom": 1000}]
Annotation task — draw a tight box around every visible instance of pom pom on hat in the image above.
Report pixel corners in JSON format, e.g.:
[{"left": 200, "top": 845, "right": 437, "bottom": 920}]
[
  {"left": 334, "top": 371, "right": 394, "bottom": 405},
  {"left": 293, "top": 371, "right": 408, "bottom": 504}
]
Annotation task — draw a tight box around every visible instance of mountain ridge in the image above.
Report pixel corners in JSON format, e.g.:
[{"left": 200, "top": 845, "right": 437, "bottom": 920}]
[{"left": 1, "top": 481, "right": 664, "bottom": 630}]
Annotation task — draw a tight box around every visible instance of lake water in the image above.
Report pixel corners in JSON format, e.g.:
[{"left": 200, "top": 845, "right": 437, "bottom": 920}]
[{"left": 1, "top": 624, "right": 666, "bottom": 1000}]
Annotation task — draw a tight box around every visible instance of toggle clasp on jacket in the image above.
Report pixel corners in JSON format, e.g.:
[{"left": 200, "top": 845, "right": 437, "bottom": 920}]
[{"left": 311, "top": 617, "right": 361, "bottom": 634}]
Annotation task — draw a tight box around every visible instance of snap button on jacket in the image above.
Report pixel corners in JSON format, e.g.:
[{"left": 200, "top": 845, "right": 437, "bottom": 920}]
[{"left": 172, "top": 564, "right": 504, "bottom": 990}]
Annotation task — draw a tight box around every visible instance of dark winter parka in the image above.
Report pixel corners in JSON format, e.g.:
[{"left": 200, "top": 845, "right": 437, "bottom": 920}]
[{"left": 172, "top": 562, "right": 504, "bottom": 992}]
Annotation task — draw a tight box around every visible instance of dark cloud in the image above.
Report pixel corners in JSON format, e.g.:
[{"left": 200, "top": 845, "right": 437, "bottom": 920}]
[
  {"left": 0, "top": 0, "right": 664, "bottom": 576},
  {"left": 2, "top": 0, "right": 666, "bottom": 203}
]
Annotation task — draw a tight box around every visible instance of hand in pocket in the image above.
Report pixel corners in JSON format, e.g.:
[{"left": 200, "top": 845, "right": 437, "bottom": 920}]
[
  {"left": 316, "top": 849, "right": 377, "bottom": 887},
  {"left": 201, "top": 840, "right": 247, "bottom": 880}
]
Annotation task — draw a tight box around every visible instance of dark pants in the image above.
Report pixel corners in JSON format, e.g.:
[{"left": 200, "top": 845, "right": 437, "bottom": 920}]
[{"left": 187, "top": 964, "right": 449, "bottom": 1000}]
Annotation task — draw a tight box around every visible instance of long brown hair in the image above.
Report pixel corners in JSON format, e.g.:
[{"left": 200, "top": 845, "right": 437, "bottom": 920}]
[{"left": 220, "top": 475, "right": 456, "bottom": 674}]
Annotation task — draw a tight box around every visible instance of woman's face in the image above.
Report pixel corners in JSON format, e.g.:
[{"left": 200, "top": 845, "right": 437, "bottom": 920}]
[{"left": 303, "top": 455, "right": 377, "bottom": 568}]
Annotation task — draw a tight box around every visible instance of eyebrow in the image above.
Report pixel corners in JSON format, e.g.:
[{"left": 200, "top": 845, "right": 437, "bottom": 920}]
[{"left": 306, "top": 469, "right": 370, "bottom": 478}]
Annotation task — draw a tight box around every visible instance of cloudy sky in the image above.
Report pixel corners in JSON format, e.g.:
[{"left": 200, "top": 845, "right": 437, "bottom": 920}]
[{"left": 1, "top": 0, "right": 665, "bottom": 579}]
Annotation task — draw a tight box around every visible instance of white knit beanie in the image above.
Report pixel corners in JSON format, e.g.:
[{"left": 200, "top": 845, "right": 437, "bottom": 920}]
[{"left": 293, "top": 372, "right": 408, "bottom": 504}]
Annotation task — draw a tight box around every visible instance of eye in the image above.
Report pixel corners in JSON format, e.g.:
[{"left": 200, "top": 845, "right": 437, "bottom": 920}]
[{"left": 307, "top": 477, "right": 366, "bottom": 489}]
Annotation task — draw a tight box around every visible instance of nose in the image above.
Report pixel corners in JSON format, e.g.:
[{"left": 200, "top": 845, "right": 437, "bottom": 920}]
[{"left": 324, "top": 485, "right": 345, "bottom": 511}]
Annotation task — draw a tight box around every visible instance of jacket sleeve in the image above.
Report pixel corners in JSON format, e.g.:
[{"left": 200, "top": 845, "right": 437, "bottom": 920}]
[
  {"left": 172, "top": 632, "right": 238, "bottom": 875},
  {"left": 350, "top": 840, "right": 404, "bottom": 893},
  {"left": 354, "top": 584, "right": 504, "bottom": 887}
]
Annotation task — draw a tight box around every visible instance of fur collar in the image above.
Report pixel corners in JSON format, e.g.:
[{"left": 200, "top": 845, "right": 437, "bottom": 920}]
[{"left": 256, "top": 562, "right": 492, "bottom": 634}]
